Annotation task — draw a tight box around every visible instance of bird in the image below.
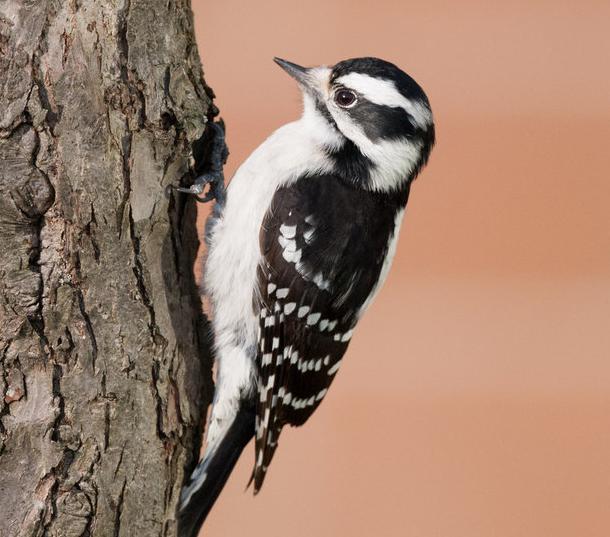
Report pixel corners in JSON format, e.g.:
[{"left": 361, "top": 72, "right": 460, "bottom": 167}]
[{"left": 176, "top": 56, "right": 435, "bottom": 536}]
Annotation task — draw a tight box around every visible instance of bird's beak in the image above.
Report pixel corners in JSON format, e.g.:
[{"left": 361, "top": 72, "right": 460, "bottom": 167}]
[{"left": 274, "top": 57, "right": 319, "bottom": 95}]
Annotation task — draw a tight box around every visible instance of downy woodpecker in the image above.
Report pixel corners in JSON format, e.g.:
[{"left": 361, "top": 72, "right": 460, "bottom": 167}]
[{"left": 177, "top": 57, "right": 435, "bottom": 536}]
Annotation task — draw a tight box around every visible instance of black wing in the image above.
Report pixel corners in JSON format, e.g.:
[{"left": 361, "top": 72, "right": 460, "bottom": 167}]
[{"left": 252, "top": 173, "right": 409, "bottom": 491}]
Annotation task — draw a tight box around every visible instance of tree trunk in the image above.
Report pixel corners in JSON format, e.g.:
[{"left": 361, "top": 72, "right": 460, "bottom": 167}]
[{"left": 0, "top": 1, "right": 214, "bottom": 535}]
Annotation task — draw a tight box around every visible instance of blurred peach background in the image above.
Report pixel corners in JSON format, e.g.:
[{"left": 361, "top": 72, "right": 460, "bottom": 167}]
[{"left": 192, "top": 1, "right": 610, "bottom": 536}]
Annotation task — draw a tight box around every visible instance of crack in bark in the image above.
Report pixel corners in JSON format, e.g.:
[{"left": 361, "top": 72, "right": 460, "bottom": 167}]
[
  {"left": 151, "top": 360, "right": 168, "bottom": 441},
  {"left": 113, "top": 442, "right": 127, "bottom": 479},
  {"left": 116, "top": 131, "right": 132, "bottom": 237},
  {"left": 117, "top": 0, "right": 131, "bottom": 81},
  {"left": 39, "top": 448, "right": 77, "bottom": 536},
  {"left": 0, "top": 350, "right": 9, "bottom": 438},
  {"left": 112, "top": 479, "right": 127, "bottom": 537},
  {"left": 50, "top": 364, "right": 65, "bottom": 442},
  {"left": 129, "top": 211, "right": 161, "bottom": 341},
  {"left": 76, "top": 288, "right": 99, "bottom": 371},
  {"left": 103, "top": 400, "right": 111, "bottom": 451},
  {"left": 84, "top": 203, "right": 101, "bottom": 263}
]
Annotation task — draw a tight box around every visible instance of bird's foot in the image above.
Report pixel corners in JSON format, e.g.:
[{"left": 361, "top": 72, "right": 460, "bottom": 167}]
[
  {"left": 173, "top": 171, "right": 225, "bottom": 203},
  {"left": 171, "top": 121, "right": 228, "bottom": 205}
]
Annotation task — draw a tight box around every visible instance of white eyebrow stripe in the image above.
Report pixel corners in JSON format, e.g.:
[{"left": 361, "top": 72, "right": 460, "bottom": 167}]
[{"left": 335, "top": 73, "right": 432, "bottom": 128}]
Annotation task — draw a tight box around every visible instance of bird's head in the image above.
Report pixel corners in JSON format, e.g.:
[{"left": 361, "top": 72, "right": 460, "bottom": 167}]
[{"left": 274, "top": 57, "right": 435, "bottom": 191}]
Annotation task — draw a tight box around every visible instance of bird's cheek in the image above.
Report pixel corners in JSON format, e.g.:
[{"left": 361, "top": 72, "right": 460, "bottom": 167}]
[{"left": 325, "top": 102, "right": 342, "bottom": 121}]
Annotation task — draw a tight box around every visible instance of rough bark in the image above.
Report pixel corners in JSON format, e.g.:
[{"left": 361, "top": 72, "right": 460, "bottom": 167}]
[{"left": 0, "top": 1, "right": 215, "bottom": 535}]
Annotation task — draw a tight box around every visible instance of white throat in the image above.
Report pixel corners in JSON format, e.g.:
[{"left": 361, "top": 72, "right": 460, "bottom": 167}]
[{"left": 301, "top": 94, "right": 343, "bottom": 151}]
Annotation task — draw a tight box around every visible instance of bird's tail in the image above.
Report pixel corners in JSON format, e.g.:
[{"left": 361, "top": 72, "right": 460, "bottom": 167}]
[{"left": 177, "top": 403, "right": 255, "bottom": 537}]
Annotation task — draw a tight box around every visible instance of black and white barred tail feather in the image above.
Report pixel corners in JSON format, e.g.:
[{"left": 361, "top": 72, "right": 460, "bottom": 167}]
[{"left": 178, "top": 404, "right": 255, "bottom": 537}]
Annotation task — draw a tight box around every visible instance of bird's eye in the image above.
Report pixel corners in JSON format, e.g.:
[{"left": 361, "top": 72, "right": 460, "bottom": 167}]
[{"left": 334, "top": 89, "right": 357, "bottom": 108}]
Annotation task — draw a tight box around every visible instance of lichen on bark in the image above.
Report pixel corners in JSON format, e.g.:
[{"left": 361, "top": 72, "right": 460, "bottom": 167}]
[{"left": 0, "top": 1, "right": 215, "bottom": 535}]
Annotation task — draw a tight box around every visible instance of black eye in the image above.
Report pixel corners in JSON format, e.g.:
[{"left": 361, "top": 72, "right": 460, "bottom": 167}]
[{"left": 334, "top": 89, "right": 357, "bottom": 108}]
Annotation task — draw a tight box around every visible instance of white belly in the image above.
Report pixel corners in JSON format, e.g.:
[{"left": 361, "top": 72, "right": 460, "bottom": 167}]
[{"left": 205, "top": 121, "right": 334, "bottom": 350}]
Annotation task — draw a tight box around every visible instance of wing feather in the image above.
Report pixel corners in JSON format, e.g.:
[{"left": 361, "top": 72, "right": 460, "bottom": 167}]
[{"left": 251, "top": 174, "right": 408, "bottom": 490}]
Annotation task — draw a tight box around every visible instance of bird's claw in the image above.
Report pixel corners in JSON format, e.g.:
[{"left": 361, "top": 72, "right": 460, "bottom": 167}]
[
  {"left": 171, "top": 121, "right": 228, "bottom": 205},
  {"left": 174, "top": 183, "right": 206, "bottom": 196},
  {"left": 176, "top": 172, "right": 225, "bottom": 203}
]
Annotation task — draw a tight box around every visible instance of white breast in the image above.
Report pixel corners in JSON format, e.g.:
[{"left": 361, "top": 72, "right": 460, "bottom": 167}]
[{"left": 205, "top": 114, "right": 338, "bottom": 350}]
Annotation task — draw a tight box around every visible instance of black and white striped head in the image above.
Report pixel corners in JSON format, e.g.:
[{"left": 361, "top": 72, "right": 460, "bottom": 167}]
[{"left": 275, "top": 57, "right": 435, "bottom": 191}]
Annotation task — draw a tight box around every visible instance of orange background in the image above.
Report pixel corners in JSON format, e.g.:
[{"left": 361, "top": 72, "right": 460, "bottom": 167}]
[{"left": 192, "top": 1, "right": 610, "bottom": 536}]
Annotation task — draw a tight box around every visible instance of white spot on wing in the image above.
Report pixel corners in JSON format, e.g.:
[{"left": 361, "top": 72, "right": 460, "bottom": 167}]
[
  {"left": 340, "top": 329, "right": 353, "bottom": 342},
  {"left": 312, "top": 271, "right": 331, "bottom": 291},
  {"left": 327, "top": 360, "right": 342, "bottom": 376},
  {"left": 307, "top": 313, "right": 321, "bottom": 325},
  {"left": 278, "top": 235, "right": 297, "bottom": 252},
  {"left": 276, "top": 288, "right": 289, "bottom": 299},
  {"left": 316, "top": 388, "right": 328, "bottom": 401},
  {"left": 280, "top": 224, "right": 296, "bottom": 238},
  {"left": 282, "top": 248, "right": 302, "bottom": 263}
]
